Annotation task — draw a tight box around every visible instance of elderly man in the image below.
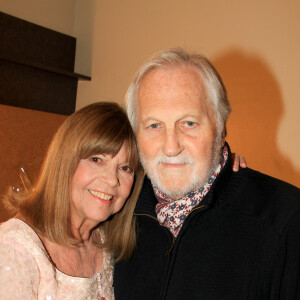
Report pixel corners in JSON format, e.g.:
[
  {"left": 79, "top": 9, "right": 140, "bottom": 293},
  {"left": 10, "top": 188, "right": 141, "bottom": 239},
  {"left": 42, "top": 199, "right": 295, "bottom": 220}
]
[{"left": 114, "top": 48, "right": 300, "bottom": 299}]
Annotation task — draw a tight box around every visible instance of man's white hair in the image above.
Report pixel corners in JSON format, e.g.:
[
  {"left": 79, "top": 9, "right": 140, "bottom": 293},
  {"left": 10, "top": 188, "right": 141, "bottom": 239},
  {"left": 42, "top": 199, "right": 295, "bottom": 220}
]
[{"left": 125, "top": 47, "right": 231, "bottom": 137}]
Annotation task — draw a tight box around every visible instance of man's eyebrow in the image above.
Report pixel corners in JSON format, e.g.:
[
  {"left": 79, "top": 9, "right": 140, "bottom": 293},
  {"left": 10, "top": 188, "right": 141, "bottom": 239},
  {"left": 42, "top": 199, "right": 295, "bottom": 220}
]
[
  {"left": 141, "top": 113, "right": 202, "bottom": 123},
  {"left": 179, "top": 113, "right": 200, "bottom": 119},
  {"left": 141, "top": 117, "right": 161, "bottom": 123}
]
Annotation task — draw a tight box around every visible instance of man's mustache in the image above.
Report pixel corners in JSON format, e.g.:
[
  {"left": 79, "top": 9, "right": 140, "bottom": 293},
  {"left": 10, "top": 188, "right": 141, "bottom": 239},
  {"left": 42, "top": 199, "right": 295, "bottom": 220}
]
[{"left": 154, "top": 154, "right": 194, "bottom": 165}]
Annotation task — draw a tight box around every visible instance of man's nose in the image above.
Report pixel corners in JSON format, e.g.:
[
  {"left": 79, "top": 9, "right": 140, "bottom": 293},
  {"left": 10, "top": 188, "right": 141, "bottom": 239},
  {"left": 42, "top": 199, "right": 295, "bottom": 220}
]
[{"left": 163, "top": 128, "right": 183, "bottom": 157}]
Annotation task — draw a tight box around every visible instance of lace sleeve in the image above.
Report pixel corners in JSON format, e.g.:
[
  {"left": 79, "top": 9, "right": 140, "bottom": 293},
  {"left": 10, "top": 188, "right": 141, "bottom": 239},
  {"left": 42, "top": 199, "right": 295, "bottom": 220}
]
[{"left": 0, "top": 238, "right": 39, "bottom": 299}]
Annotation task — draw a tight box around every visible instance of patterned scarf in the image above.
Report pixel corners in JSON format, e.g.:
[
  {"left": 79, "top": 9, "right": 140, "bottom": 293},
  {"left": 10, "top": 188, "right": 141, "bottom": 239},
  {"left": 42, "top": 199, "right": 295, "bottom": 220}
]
[{"left": 154, "top": 145, "right": 228, "bottom": 237}]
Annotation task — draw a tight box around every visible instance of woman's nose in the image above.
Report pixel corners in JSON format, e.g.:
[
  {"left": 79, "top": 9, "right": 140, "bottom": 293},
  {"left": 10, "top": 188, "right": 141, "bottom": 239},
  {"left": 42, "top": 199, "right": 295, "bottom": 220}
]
[{"left": 102, "top": 168, "right": 119, "bottom": 187}]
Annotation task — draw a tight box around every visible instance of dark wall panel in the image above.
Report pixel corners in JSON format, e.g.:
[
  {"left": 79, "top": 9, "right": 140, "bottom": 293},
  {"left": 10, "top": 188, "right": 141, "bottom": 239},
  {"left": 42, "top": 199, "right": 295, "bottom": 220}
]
[
  {"left": 0, "top": 60, "right": 78, "bottom": 115},
  {"left": 0, "top": 11, "right": 90, "bottom": 115},
  {"left": 0, "top": 11, "right": 76, "bottom": 72}
]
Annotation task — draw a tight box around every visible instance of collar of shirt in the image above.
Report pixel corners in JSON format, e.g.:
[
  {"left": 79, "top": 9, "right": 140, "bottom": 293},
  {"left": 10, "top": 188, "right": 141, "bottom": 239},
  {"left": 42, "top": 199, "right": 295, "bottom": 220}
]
[{"left": 154, "top": 145, "right": 228, "bottom": 237}]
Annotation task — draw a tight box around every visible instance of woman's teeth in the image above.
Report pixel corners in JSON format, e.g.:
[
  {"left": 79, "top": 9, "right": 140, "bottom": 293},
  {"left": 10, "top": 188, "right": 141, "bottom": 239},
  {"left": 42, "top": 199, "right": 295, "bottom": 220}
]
[{"left": 89, "top": 190, "right": 113, "bottom": 200}]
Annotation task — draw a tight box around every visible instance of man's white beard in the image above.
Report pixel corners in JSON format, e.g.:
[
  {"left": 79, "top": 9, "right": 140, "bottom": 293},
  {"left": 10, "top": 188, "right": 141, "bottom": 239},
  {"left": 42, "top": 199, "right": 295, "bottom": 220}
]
[{"left": 138, "top": 137, "right": 222, "bottom": 199}]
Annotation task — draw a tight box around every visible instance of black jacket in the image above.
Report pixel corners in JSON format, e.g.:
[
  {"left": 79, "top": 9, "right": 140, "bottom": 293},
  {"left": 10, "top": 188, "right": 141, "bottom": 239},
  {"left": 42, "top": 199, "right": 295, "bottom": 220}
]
[{"left": 114, "top": 148, "right": 300, "bottom": 299}]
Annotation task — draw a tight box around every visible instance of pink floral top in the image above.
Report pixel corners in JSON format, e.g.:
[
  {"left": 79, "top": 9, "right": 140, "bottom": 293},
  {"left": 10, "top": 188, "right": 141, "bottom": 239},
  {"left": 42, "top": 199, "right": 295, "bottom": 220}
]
[{"left": 0, "top": 218, "right": 114, "bottom": 299}]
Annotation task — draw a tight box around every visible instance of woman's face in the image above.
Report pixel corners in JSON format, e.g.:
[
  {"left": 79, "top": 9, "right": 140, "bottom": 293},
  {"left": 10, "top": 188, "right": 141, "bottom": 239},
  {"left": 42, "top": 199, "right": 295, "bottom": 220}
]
[{"left": 70, "top": 143, "right": 135, "bottom": 226}]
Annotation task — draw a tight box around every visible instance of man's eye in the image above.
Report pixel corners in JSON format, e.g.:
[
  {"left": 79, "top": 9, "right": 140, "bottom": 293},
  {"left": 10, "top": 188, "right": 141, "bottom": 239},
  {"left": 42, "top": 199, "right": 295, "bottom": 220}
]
[
  {"left": 184, "top": 121, "right": 196, "bottom": 127},
  {"left": 149, "top": 123, "right": 159, "bottom": 129}
]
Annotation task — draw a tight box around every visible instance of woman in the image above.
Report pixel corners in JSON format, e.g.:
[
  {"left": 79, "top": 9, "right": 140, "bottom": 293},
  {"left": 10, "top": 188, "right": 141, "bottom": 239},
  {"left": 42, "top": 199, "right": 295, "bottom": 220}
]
[{"left": 0, "top": 102, "right": 144, "bottom": 299}]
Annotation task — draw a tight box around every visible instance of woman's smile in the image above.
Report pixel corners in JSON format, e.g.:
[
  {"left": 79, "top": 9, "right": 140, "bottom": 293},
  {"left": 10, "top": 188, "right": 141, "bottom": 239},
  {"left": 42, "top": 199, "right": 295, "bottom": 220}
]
[{"left": 88, "top": 189, "right": 113, "bottom": 201}]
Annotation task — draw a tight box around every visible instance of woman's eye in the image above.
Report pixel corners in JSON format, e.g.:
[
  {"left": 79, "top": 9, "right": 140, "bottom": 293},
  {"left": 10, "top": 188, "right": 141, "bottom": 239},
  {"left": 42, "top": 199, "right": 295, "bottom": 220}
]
[
  {"left": 90, "top": 157, "right": 102, "bottom": 163},
  {"left": 120, "top": 165, "right": 134, "bottom": 174}
]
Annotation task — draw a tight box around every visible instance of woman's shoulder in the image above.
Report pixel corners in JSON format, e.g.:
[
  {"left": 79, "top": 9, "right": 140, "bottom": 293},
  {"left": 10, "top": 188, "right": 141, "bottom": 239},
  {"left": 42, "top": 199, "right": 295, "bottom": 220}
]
[
  {"left": 0, "top": 218, "right": 46, "bottom": 255},
  {"left": 0, "top": 217, "right": 55, "bottom": 274},
  {"left": 1, "top": 218, "right": 37, "bottom": 237},
  {"left": 0, "top": 220, "right": 59, "bottom": 298}
]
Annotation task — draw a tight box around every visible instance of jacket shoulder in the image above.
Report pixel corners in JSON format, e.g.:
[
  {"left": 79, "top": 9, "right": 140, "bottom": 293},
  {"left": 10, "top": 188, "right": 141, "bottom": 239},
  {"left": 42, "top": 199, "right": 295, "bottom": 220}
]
[{"left": 229, "top": 168, "right": 300, "bottom": 235}]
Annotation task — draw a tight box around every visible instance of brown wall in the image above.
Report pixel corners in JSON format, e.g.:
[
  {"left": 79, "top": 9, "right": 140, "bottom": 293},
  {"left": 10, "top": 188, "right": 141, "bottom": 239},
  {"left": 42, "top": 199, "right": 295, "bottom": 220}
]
[{"left": 0, "top": 105, "right": 67, "bottom": 221}]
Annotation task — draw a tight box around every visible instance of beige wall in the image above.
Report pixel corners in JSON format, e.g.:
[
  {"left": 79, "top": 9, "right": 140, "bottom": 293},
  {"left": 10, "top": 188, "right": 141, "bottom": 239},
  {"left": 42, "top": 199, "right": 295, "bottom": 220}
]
[
  {"left": 75, "top": 0, "right": 300, "bottom": 187},
  {"left": 0, "top": 0, "right": 299, "bottom": 187},
  {"left": 0, "top": 0, "right": 76, "bottom": 35}
]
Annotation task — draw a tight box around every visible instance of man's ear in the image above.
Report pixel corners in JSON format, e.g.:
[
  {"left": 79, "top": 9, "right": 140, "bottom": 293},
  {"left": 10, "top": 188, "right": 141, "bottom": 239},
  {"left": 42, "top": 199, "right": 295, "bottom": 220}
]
[{"left": 221, "top": 137, "right": 225, "bottom": 147}]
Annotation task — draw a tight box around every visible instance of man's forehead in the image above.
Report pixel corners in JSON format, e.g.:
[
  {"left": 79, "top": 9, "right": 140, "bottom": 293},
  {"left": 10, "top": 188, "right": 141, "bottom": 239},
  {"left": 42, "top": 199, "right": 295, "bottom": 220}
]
[
  {"left": 137, "top": 65, "right": 209, "bottom": 114},
  {"left": 139, "top": 64, "right": 204, "bottom": 89}
]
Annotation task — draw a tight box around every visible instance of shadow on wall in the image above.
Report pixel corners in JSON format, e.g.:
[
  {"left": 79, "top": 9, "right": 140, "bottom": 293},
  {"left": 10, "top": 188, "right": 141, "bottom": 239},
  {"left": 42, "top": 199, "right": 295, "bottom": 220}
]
[{"left": 213, "top": 50, "right": 300, "bottom": 187}]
